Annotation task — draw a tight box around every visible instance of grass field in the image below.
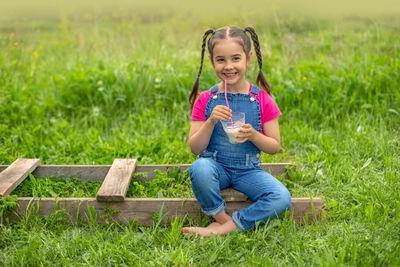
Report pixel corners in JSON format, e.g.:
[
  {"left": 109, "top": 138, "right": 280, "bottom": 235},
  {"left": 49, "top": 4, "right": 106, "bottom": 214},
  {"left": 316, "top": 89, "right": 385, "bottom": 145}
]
[{"left": 0, "top": 1, "right": 400, "bottom": 266}]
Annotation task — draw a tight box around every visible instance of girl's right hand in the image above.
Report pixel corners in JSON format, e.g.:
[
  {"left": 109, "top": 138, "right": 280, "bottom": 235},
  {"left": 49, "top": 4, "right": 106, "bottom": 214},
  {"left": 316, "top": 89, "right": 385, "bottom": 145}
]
[{"left": 209, "top": 105, "right": 232, "bottom": 125}]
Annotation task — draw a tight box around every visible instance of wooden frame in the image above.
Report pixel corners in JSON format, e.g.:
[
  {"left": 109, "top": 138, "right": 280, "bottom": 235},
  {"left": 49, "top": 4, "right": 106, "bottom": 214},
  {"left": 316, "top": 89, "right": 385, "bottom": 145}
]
[{"left": 0, "top": 159, "right": 323, "bottom": 224}]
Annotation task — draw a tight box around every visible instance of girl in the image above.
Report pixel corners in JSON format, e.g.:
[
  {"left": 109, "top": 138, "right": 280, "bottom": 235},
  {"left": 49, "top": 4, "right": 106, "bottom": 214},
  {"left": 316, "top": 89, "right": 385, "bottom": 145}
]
[{"left": 182, "top": 26, "right": 291, "bottom": 237}]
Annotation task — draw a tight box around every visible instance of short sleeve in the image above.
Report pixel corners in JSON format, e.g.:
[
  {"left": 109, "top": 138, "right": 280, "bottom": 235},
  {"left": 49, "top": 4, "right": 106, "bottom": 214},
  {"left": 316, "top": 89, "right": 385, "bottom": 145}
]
[
  {"left": 190, "top": 91, "right": 211, "bottom": 121},
  {"left": 259, "top": 91, "right": 281, "bottom": 125}
]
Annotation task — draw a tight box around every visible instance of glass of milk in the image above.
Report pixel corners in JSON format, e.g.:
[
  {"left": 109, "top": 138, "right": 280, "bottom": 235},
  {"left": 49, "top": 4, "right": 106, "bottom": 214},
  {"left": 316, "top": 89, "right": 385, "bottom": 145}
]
[{"left": 221, "top": 112, "right": 245, "bottom": 144}]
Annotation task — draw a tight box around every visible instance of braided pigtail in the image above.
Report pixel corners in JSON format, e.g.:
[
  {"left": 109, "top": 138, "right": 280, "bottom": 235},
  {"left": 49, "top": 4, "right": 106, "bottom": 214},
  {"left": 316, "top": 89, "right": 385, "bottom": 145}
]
[
  {"left": 189, "top": 29, "right": 214, "bottom": 111},
  {"left": 244, "top": 26, "right": 271, "bottom": 94}
]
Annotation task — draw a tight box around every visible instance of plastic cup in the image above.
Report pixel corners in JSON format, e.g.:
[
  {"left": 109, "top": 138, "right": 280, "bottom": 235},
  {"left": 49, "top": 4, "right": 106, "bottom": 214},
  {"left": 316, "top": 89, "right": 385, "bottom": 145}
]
[{"left": 221, "top": 112, "right": 245, "bottom": 144}]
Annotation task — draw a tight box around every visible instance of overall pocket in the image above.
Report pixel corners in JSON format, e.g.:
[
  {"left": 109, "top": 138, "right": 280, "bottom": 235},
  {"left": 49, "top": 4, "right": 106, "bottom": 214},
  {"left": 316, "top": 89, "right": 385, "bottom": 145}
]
[{"left": 249, "top": 157, "right": 262, "bottom": 169}]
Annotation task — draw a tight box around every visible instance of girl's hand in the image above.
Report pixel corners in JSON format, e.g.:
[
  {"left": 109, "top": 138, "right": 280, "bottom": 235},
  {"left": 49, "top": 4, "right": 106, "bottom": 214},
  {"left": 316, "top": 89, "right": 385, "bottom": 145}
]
[
  {"left": 236, "top": 124, "right": 257, "bottom": 143},
  {"left": 209, "top": 105, "right": 232, "bottom": 125}
]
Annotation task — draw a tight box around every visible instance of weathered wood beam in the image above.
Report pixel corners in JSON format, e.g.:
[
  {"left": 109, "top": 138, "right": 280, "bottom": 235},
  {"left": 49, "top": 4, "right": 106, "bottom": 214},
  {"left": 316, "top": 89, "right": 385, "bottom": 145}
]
[
  {"left": 0, "top": 159, "right": 41, "bottom": 197},
  {"left": 0, "top": 163, "right": 291, "bottom": 181},
  {"left": 220, "top": 188, "right": 248, "bottom": 202},
  {"left": 96, "top": 159, "right": 137, "bottom": 202},
  {"left": 6, "top": 197, "right": 322, "bottom": 225}
]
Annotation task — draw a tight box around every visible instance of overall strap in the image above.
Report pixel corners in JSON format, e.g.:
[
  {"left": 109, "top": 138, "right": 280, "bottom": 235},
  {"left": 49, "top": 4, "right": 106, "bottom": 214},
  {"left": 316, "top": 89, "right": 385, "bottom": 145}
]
[
  {"left": 249, "top": 84, "right": 260, "bottom": 96},
  {"left": 210, "top": 84, "right": 259, "bottom": 95},
  {"left": 209, "top": 85, "right": 219, "bottom": 94}
]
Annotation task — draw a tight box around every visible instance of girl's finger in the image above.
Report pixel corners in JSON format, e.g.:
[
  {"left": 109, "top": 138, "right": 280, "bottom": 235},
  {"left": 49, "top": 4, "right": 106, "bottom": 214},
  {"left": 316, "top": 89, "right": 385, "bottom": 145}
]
[
  {"left": 236, "top": 132, "right": 248, "bottom": 138},
  {"left": 215, "top": 109, "right": 231, "bottom": 116},
  {"left": 236, "top": 138, "right": 248, "bottom": 143},
  {"left": 215, "top": 109, "right": 230, "bottom": 116}
]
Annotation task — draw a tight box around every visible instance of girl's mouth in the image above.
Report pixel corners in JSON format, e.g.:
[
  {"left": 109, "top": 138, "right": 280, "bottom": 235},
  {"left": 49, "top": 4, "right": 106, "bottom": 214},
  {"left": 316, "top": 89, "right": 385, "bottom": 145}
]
[{"left": 223, "top": 72, "right": 238, "bottom": 79}]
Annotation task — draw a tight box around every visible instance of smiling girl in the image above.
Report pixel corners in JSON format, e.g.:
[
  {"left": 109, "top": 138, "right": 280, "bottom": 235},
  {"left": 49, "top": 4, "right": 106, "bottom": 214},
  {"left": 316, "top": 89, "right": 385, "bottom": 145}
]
[{"left": 183, "top": 26, "right": 291, "bottom": 237}]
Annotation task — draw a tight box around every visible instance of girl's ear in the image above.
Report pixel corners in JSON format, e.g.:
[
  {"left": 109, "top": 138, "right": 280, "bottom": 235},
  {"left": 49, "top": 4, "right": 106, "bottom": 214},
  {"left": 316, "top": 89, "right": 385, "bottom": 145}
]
[{"left": 246, "top": 51, "right": 253, "bottom": 67}]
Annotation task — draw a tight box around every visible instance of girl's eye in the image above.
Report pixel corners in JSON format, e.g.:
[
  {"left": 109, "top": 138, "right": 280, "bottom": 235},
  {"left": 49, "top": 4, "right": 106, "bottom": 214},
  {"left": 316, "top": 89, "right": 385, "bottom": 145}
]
[
  {"left": 233, "top": 57, "right": 240, "bottom": 61},
  {"left": 216, "top": 58, "right": 224, "bottom": 62}
]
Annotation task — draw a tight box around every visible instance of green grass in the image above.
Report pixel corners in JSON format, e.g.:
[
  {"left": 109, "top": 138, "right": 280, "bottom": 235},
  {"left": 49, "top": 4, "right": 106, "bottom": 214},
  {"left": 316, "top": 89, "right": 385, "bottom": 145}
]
[
  {"left": 1, "top": 3, "right": 400, "bottom": 266},
  {"left": 10, "top": 168, "right": 195, "bottom": 198},
  {"left": 11, "top": 175, "right": 102, "bottom": 198}
]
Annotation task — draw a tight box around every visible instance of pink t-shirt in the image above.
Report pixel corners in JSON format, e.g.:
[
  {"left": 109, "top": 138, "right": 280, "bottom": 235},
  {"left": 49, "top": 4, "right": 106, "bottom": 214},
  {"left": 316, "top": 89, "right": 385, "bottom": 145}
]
[{"left": 191, "top": 85, "right": 281, "bottom": 133}]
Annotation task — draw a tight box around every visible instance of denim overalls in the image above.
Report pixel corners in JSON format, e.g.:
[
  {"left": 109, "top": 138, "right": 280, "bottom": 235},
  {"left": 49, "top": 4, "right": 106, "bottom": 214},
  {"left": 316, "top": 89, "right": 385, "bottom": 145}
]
[{"left": 189, "top": 84, "right": 291, "bottom": 232}]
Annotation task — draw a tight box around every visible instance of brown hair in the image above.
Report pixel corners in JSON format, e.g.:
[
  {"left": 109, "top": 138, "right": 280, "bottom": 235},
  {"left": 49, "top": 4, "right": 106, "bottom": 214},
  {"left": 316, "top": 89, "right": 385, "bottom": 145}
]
[{"left": 189, "top": 26, "right": 271, "bottom": 110}]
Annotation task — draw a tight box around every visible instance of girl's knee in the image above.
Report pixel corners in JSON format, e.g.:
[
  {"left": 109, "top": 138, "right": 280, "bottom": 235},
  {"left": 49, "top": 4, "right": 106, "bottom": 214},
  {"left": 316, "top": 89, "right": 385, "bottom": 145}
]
[
  {"left": 190, "top": 158, "right": 217, "bottom": 180},
  {"left": 272, "top": 187, "right": 291, "bottom": 214},
  {"left": 189, "top": 158, "right": 219, "bottom": 188},
  {"left": 280, "top": 187, "right": 292, "bottom": 211},
  {"left": 264, "top": 186, "right": 291, "bottom": 213}
]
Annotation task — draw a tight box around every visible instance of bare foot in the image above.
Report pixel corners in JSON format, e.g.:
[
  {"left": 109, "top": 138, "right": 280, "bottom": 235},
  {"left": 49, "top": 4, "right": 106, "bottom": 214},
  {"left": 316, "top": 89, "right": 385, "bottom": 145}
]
[
  {"left": 213, "top": 211, "right": 231, "bottom": 224},
  {"left": 206, "top": 222, "right": 221, "bottom": 228},
  {"left": 181, "top": 222, "right": 220, "bottom": 237},
  {"left": 181, "top": 226, "right": 213, "bottom": 237},
  {"left": 182, "top": 219, "right": 237, "bottom": 238}
]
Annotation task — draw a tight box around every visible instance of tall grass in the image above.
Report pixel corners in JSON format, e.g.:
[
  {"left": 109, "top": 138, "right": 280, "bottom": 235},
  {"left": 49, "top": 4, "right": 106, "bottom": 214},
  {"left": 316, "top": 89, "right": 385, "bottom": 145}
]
[
  {"left": 0, "top": 3, "right": 399, "bottom": 266},
  {"left": 1, "top": 13, "right": 398, "bottom": 164}
]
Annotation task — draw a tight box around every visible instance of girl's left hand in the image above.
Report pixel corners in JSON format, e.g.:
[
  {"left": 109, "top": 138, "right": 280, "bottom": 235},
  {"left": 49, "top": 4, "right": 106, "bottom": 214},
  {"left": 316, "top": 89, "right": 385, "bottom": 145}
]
[{"left": 236, "top": 124, "right": 257, "bottom": 143}]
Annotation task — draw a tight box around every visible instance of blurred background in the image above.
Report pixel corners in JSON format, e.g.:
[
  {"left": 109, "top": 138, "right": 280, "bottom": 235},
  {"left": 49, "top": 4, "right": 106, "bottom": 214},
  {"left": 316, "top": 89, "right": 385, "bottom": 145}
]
[
  {"left": 1, "top": 0, "right": 400, "bottom": 21},
  {"left": 0, "top": 0, "right": 399, "bottom": 164}
]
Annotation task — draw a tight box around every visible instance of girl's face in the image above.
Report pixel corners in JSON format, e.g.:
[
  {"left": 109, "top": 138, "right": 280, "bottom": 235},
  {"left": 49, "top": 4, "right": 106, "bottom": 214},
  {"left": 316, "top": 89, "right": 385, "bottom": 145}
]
[{"left": 210, "top": 38, "right": 252, "bottom": 90}]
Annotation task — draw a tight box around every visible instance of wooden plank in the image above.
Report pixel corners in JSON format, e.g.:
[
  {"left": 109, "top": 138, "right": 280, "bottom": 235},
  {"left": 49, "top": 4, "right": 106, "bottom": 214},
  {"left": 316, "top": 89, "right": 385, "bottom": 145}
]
[
  {"left": 220, "top": 188, "right": 248, "bottom": 202},
  {"left": 288, "top": 197, "right": 323, "bottom": 222},
  {"left": 96, "top": 159, "right": 137, "bottom": 202},
  {"left": 6, "top": 197, "right": 322, "bottom": 225},
  {"left": 0, "top": 159, "right": 41, "bottom": 197},
  {"left": 0, "top": 162, "right": 291, "bottom": 181},
  {"left": 32, "top": 165, "right": 110, "bottom": 181},
  {"left": 0, "top": 165, "right": 111, "bottom": 180},
  {"left": 134, "top": 163, "right": 291, "bottom": 181}
]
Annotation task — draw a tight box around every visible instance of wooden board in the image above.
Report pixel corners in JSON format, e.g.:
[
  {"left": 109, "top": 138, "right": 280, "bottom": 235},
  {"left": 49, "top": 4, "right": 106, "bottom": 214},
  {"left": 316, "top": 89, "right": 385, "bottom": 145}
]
[
  {"left": 6, "top": 197, "right": 322, "bottom": 225},
  {"left": 220, "top": 188, "right": 248, "bottom": 202},
  {"left": 96, "top": 159, "right": 137, "bottom": 202},
  {"left": 134, "top": 163, "right": 290, "bottom": 181},
  {"left": 0, "top": 163, "right": 291, "bottom": 181},
  {"left": 0, "top": 159, "right": 41, "bottom": 197}
]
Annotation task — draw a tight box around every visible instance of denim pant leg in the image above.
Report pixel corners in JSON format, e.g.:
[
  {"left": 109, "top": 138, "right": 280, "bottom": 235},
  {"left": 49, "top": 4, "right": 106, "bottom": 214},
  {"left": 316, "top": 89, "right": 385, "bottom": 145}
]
[
  {"left": 231, "top": 169, "right": 291, "bottom": 232},
  {"left": 189, "top": 157, "right": 231, "bottom": 216}
]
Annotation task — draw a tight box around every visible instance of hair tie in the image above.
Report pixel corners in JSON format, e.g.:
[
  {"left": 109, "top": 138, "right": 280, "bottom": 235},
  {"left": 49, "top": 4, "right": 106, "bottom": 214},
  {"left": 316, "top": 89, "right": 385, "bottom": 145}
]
[
  {"left": 243, "top": 29, "right": 247, "bottom": 33},
  {"left": 212, "top": 30, "right": 216, "bottom": 35},
  {"left": 259, "top": 68, "right": 263, "bottom": 72}
]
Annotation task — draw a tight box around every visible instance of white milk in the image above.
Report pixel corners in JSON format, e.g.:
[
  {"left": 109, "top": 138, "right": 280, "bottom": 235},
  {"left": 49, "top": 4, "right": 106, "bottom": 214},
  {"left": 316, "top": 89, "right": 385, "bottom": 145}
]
[{"left": 225, "top": 127, "right": 241, "bottom": 144}]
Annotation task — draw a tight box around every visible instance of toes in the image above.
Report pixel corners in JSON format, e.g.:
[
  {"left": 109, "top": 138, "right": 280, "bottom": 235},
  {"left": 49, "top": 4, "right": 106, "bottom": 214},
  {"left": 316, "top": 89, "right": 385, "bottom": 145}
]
[
  {"left": 181, "top": 227, "right": 194, "bottom": 234},
  {"left": 181, "top": 227, "right": 211, "bottom": 238}
]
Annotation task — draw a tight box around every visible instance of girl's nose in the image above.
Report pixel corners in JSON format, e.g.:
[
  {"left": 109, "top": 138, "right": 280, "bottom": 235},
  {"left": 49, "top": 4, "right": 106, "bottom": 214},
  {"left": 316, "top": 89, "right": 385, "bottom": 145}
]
[{"left": 224, "top": 62, "right": 234, "bottom": 70}]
